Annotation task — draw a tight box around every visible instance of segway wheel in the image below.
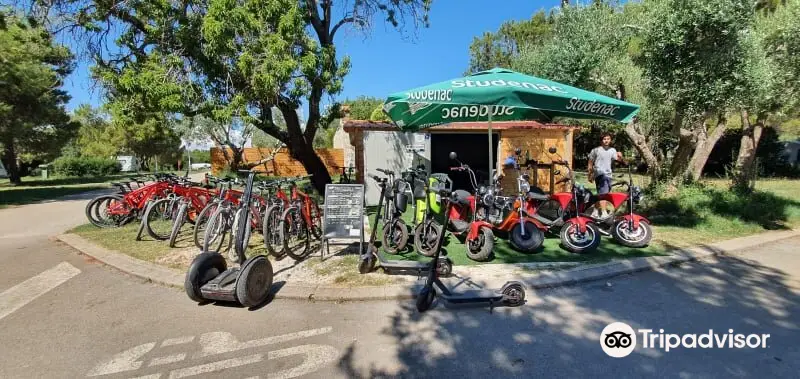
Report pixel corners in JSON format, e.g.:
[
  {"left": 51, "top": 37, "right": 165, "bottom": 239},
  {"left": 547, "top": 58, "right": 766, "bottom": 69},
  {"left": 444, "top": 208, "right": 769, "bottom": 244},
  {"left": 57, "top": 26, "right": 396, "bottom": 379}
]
[
  {"left": 416, "top": 286, "right": 435, "bottom": 313},
  {"left": 358, "top": 252, "right": 377, "bottom": 274},
  {"left": 501, "top": 282, "right": 526, "bottom": 307},
  {"left": 185, "top": 252, "right": 227, "bottom": 303},
  {"left": 235, "top": 255, "right": 274, "bottom": 308}
]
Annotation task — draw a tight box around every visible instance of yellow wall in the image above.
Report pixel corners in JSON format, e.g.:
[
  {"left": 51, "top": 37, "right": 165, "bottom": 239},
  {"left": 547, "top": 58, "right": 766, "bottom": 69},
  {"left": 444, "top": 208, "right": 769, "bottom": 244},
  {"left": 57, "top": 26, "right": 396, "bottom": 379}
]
[{"left": 496, "top": 129, "right": 573, "bottom": 195}]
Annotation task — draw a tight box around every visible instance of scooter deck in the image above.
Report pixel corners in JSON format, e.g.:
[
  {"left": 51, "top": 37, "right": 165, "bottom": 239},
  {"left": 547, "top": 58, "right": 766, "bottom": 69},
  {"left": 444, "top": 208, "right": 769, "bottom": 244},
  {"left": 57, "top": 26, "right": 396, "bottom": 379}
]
[
  {"left": 438, "top": 289, "right": 503, "bottom": 304},
  {"left": 199, "top": 268, "right": 240, "bottom": 302}
]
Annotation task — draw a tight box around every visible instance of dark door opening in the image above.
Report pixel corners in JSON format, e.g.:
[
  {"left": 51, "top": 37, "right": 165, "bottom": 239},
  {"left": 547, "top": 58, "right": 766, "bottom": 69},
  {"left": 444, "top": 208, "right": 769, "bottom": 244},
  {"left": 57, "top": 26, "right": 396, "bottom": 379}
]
[{"left": 430, "top": 132, "right": 499, "bottom": 192}]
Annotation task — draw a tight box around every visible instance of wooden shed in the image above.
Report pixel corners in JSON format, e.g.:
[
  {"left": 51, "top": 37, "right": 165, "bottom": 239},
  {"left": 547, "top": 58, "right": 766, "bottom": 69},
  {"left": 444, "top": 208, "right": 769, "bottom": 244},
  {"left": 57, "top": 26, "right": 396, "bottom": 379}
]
[{"left": 342, "top": 119, "right": 579, "bottom": 206}]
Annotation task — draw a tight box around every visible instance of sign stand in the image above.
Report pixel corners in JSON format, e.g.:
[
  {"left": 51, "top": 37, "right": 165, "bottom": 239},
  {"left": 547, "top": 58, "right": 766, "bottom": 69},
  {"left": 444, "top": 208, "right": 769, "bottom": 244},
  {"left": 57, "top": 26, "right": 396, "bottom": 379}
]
[{"left": 320, "top": 183, "right": 366, "bottom": 260}]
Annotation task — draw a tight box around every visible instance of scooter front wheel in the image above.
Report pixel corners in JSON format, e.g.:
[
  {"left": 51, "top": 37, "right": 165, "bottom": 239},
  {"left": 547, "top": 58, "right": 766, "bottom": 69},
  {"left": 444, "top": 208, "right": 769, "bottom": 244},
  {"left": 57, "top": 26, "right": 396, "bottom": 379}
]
[
  {"left": 559, "top": 221, "right": 601, "bottom": 254},
  {"left": 612, "top": 219, "right": 652, "bottom": 248},
  {"left": 358, "top": 251, "right": 377, "bottom": 274},
  {"left": 501, "top": 282, "right": 526, "bottom": 307},
  {"left": 466, "top": 227, "right": 494, "bottom": 262},
  {"left": 416, "top": 286, "right": 435, "bottom": 312}
]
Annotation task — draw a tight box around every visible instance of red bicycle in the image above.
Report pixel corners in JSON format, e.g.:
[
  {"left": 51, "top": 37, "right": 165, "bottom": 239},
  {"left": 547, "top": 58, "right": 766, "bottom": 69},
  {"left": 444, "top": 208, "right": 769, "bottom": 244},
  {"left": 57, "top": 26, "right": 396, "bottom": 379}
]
[
  {"left": 278, "top": 175, "right": 323, "bottom": 261},
  {"left": 85, "top": 173, "right": 175, "bottom": 227}
]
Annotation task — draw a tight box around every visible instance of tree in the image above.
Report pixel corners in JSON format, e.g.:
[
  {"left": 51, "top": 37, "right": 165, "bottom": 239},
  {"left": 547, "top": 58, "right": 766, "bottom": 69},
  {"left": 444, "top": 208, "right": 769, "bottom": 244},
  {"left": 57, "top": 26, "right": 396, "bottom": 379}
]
[
  {"left": 343, "top": 96, "right": 384, "bottom": 120},
  {"left": 74, "top": 0, "right": 432, "bottom": 194},
  {"left": 0, "top": 12, "right": 75, "bottom": 184},
  {"left": 732, "top": 0, "right": 800, "bottom": 190},
  {"left": 176, "top": 116, "right": 254, "bottom": 171},
  {"left": 72, "top": 105, "right": 119, "bottom": 158},
  {"left": 466, "top": 11, "right": 552, "bottom": 74},
  {"left": 369, "top": 105, "right": 391, "bottom": 122}
]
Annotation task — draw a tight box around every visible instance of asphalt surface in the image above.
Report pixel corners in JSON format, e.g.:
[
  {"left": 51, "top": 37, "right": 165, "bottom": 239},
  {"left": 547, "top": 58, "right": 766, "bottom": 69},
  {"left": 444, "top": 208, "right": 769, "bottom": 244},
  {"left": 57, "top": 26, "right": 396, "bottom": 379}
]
[{"left": 0, "top": 192, "right": 798, "bottom": 378}]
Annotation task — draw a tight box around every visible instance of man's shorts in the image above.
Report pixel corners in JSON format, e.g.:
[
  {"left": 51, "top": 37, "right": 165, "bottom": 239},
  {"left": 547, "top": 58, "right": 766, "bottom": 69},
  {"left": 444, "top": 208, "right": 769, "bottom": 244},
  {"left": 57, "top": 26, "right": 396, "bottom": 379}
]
[{"left": 595, "top": 174, "right": 612, "bottom": 195}]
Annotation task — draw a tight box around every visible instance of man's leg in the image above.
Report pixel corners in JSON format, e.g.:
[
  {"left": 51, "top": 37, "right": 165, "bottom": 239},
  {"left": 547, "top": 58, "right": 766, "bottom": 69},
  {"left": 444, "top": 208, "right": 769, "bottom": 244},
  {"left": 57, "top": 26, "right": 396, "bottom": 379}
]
[{"left": 593, "top": 175, "right": 612, "bottom": 218}]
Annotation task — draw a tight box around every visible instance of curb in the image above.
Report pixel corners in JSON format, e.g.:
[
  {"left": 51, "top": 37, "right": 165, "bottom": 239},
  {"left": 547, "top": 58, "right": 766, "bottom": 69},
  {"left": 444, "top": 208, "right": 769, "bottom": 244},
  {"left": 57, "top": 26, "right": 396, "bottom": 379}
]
[{"left": 57, "top": 229, "right": 800, "bottom": 302}]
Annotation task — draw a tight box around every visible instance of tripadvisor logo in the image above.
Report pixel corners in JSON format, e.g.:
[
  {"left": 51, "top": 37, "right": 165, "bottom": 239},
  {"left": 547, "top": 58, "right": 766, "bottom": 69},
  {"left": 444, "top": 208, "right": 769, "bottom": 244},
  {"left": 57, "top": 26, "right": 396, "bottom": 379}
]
[{"left": 600, "top": 322, "right": 771, "bottom": 358}]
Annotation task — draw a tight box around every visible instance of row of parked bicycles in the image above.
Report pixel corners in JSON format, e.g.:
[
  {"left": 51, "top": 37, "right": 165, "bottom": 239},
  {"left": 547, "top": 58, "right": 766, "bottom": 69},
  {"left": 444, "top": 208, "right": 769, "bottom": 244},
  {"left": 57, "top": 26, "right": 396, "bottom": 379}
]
[
  {"left": 84, "top": 171, "right": 324, "bottom": 263},
  {"left": 367, "top": 146, "right": 652, "bottom": 264}
]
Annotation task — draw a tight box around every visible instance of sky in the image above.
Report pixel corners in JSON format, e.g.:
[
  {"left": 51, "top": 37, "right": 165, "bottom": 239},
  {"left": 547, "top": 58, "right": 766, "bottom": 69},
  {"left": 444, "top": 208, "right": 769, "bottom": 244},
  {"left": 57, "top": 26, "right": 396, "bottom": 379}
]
[{"left": 61, "top": 0, "right": 563, "bottom": 118}]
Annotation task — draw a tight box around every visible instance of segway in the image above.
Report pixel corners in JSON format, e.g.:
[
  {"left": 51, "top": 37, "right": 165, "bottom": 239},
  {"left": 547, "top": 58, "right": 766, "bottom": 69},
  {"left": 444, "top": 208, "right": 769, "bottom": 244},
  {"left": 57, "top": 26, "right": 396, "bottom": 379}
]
[
  {"left": 359, "top": 174, "right": 453, "bottom": 277},
  {"left": 185, "top": 170, "right": 274, "bottom": 308},
  {"left": 415, "top": 188, "right": 526, "bottom": 313}
]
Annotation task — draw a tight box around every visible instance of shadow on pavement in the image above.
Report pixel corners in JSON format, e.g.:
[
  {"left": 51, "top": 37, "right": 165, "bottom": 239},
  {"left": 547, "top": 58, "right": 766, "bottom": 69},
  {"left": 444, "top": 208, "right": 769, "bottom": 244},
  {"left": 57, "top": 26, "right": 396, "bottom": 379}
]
[{"left": 336, "top": 248, "right": 800, "bottom": 377}]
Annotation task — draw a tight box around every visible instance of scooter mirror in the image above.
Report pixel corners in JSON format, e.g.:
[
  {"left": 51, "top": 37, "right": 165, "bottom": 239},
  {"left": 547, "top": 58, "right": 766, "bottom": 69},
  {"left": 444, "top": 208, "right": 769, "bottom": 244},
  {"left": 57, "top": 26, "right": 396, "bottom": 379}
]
[
  {"left": 449, "top": 152, "right": 457, "bottom": 160},
  {"left": 515, "top": 148, "right": 522, "bottom": 156},
  {"left": 548, "top": 147, "right": 557, "bottom": 154}
]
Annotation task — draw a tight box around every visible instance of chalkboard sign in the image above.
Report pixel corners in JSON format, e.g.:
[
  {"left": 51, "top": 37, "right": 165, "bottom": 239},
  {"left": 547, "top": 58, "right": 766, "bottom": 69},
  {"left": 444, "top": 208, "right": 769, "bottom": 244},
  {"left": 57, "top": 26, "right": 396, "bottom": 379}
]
[{"left": 322, "top": 184, "right": 365, "bottom": 239}]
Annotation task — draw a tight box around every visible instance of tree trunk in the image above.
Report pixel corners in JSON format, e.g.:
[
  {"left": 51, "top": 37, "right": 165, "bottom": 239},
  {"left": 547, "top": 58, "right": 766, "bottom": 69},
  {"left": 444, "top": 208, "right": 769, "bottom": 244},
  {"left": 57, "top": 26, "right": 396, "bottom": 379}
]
[
  {"left": 688, "top": 117, "right": 728, "bottom": 181},
  {"left": 732, "top": 110, "right": 766, "bottom": 191},
  {"left": 624, "top": 121, "right": 661, "bottom": 180},
  {"left": 1, "top": 137, "right": 22, "bottom": 185},
  {"left": 668, "top": 129, "right": 697, "bottom": 184}
]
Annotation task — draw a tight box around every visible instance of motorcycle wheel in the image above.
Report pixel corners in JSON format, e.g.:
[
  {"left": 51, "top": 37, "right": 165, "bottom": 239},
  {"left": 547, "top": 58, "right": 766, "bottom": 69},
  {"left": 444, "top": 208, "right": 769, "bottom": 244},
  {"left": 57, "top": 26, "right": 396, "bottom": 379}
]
[
  {"left": 509, "top": 222, "right": 544, "bottom": 253},
  {"left": 413, "top": 220, "right": 441, "bottom": 257},
  {"left": 612, "top": 219, "right": 652, "bottom": 248},
  {"left": 466, "top": 227, "right": 494, "bottom": 262},
  {"left": 559, "top": 221, "right": 601, "bottom": 254},
  {"left": 381, "top": 220, "right": 409, "bottom": 254}
]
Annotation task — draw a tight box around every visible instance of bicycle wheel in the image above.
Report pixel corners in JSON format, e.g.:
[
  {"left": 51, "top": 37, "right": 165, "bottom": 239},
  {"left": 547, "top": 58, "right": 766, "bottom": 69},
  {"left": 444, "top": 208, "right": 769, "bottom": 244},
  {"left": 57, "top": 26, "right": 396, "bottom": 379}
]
[
  {"left": 86, "top": 195, "right": 130, "bottom": 228},
  {"left": 193, "top": 202, "right": 218, "bottom": 249},
  {"left": 262, "top": 204, "right": 285, "bottom": 258},
  {"left": 168, "top": 202, "right": 188, "bottom": 248},
  {"left": 307, "top": 200, "right": 323, "bottom": 240},
  {"left": 144, "top": 198, "right": 180, "bottom": 241},
  {"left": 279, "top": 207, "right": 311, "bottom": 261},
  {"left": 203, "top": 206, "right": 230, "bottom": 253}
]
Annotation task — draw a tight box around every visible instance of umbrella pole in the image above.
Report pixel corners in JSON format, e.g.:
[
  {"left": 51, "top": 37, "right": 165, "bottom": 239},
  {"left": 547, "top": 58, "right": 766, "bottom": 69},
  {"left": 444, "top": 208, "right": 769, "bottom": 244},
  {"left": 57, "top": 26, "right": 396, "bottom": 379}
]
[{"left": 488, "top": 107, "right": 493, "bottom": 186}]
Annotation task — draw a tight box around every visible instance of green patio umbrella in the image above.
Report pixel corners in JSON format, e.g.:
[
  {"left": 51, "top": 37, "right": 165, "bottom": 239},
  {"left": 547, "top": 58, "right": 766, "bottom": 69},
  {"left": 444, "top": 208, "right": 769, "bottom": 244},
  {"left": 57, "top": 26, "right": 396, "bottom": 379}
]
[{"left": 383, "top": 68, "right": 640, "bottom": 179}]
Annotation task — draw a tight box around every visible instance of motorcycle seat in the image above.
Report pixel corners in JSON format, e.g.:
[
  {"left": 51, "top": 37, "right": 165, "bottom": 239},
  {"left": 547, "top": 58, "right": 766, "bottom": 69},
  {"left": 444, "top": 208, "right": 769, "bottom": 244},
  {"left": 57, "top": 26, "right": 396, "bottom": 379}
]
[
  {"left": 526, "top": 187, "right": 549, "bottom": 201},
  {"left": 452, "top": 189, "right": 471, "bottom": 205}
]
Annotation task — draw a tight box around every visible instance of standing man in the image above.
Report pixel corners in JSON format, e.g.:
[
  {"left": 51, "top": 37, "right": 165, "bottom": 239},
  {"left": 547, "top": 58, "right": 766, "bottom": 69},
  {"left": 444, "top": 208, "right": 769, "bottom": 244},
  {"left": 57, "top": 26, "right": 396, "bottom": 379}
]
[{"left": 588, "top": 133, "right": 623, "bottom": 217}]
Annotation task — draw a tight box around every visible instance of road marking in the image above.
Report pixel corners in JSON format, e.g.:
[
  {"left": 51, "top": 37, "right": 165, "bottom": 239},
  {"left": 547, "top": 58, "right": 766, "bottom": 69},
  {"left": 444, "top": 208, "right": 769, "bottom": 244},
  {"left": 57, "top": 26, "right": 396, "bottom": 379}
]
[
  {"left": 195, "top": 327, "right": 333, "bottom": 358},
  {"left": 149, "top": 353, "right": 187, "bottom": 366},
  {"left": 130, "top": 374, "right": 162, "bottom": 379},
  {"left": 161, "top": 336, "right": 194, "bottom": 347},
  {"left": 87, "top": 343, "right": 156, "bottom": 377},
  {"left": 0, "top": 262, "right": 81, "bottom": 321},
  {"left": 167, "top": 354, "right": 262, "bottom": 379},
  {"left": 266, "top": 344, "right": 339, "bottom": 379}
]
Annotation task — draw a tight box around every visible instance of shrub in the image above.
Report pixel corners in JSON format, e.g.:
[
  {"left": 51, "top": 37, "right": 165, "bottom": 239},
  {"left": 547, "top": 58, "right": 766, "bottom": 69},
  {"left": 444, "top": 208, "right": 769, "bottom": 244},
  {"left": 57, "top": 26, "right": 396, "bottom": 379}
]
[{"left": 53, "top": 157, "right": 122, "bottom": 177}]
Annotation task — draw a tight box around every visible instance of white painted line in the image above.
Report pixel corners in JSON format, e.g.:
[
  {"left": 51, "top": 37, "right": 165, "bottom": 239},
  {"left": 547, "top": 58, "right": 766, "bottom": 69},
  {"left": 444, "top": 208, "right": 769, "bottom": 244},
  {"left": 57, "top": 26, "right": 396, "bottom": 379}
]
[
  {"left": 148, "top": 353, "right": 187, "bottom": 366},
  {"left": 87, "top": 342, "right": 156, "bottom": 377},
  {"left": 167, "top": 354, "right": 262, "bottom": 379},
  {"left": 161, "top": 336, "right": 194, "bottom": 347},
  {"left": 195, "top": 327, "right": 333, "bottom": 358},
  {"left": 266, "top": 344, "right": 339, "bottom": 379},
  {"left": 0, "top": 262, "right": 81, "bottom": 321}
]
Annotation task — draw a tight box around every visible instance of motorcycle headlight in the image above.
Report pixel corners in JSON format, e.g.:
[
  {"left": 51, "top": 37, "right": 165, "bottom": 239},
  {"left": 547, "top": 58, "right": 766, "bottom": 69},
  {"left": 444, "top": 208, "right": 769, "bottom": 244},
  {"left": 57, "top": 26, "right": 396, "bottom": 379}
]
[
  {"left": 519, "top": 181, "right": 530, "bottom": 193},
  {"left": 482, "top": 193, "right": 495, "bottom": 206}
]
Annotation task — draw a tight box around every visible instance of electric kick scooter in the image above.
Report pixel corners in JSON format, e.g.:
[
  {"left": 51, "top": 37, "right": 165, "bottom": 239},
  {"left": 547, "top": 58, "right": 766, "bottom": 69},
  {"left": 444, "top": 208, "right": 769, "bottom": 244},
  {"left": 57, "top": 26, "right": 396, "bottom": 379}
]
[
  {"left": 359, "top": 173, "right": 453, "bottom": 277},
  {"left": 184, "top": 170, "right": 275, "bottom": 307},
  {"left": 416, "top": 188, "right": 526, "bottom": 313}
]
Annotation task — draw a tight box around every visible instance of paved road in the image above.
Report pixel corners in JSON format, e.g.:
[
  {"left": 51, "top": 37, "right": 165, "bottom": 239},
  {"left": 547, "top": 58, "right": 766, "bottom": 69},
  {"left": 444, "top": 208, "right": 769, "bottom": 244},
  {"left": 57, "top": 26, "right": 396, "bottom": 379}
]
[{"left": 0, "top": 194, "right": 798, "bottom": 378}]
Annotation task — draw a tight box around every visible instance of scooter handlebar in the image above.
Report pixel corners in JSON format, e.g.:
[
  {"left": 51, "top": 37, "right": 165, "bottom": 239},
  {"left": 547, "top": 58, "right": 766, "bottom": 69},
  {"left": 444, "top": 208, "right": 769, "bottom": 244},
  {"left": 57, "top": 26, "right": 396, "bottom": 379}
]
[{"left": 376, "top": 168, "right": 394, "bottom": 175}]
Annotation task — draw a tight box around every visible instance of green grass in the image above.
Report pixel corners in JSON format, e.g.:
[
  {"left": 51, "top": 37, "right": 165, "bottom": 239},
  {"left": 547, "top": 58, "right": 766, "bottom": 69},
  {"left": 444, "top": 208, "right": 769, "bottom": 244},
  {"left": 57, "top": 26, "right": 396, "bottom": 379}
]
[
  {"left": 0, "top": 174, "right": 134, "bottom": 208},
  {"left": 365, "top": 177, "right": 800, "bottom": 265}
]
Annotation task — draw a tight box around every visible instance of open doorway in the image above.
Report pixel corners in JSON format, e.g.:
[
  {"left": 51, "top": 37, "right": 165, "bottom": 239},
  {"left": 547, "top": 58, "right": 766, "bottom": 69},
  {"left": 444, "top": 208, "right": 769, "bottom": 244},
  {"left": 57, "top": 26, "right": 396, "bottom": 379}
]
[{"left": 430, "top": 132, "right": 499, "bottom": 192}]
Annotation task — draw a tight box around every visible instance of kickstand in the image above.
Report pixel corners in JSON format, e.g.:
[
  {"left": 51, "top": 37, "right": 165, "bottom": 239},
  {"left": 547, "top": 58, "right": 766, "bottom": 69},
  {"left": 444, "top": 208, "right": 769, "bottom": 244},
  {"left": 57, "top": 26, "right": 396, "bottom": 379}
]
[{"left": 488, "top": 299, "right": 494, "bottom": 314}]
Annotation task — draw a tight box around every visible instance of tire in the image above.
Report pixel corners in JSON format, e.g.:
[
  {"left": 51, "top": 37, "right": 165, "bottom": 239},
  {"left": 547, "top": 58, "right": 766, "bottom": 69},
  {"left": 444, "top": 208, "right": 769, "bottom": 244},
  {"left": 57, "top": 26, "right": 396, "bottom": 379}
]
[
  {"left": 307, "top": 201, "right": 323, "bottom": 240},
  {"left": 509, "top": 222, "right": 544, "bottom": 253},
  {"left": 232, "top": 207, "right": 252, "bottom": 262},
  {"left": 193, "top": 203, "right": 218, "bottom": 249},
  {"left": 466, "top": 227, "right": 494, "bottom": 262},
  {"left": 559, "top": 221, "right": 601, "bottom": 254},
  {"left": 381, "top": 219, "right": 409, "bottom": 254},
  {"left": 203, "top": 207, "right": 229, "bottom": 254},
  {"left": 448, "top": 218, "right": 469, "bottom": 234},
  {"left": 436, "top": 258, "right": 452, "bottom": 278},
  {"left": 184, "top": 252, "right": 227, "bottom": 303},
  {"left": 501, "top": 282, "right": 526, "bottom": 307},
  {"left": 263, "top": 205, "right": 285, "bottom": 258},
  {"left": 145, "top": 198, "right": 180, "bottom": 241},
  {"left": 358, "top": 253, "right": 377, "bottom": 274},
  {"left": 235, "top": 255, "right": 274, "bottom": 308},
  {"left": 416, "top": 286, "right": 435, "bottom": 312},
  {"left": 413, "top": 221, "right": 442, "bottom": 257},
  {"left": 280, "top": 207, "right": 311, "bottom": 261},
  {"left": 86, "top": 195, "right": 128, "bottom": 228},
  {"left": 612, "top": 219, "right": 653, "bottom": 248},
  {"left": 168, "top": 202, "right": 188, "bottom": 248}
]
